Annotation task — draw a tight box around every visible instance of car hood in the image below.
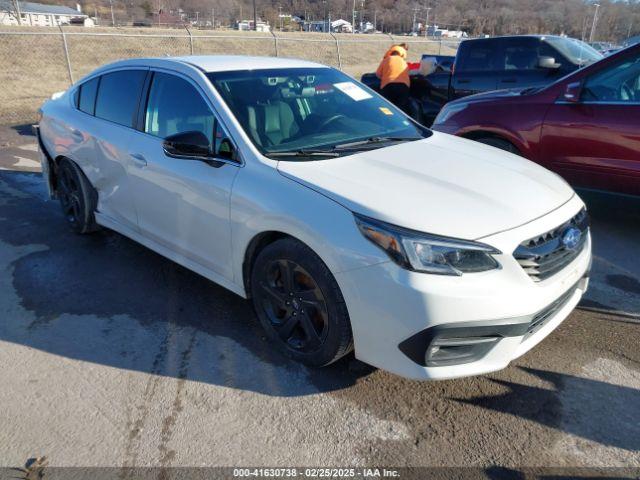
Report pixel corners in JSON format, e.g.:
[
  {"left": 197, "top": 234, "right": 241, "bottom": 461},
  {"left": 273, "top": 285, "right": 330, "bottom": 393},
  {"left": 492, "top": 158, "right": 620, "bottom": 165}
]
[
  {"left": 449, "top": 88, "right": 531, "bottom": 106},
  {"left": 277, "top": 132, "right": 574, "bottom": 240}
]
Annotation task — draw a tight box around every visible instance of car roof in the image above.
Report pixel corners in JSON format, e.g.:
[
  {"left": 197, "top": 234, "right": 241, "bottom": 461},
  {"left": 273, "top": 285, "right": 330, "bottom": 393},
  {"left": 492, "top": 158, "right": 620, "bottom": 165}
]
[
  {"left": 92, "top": 55, "right": 327, "bottom": 74},
  {"left": 463, "top": 34, "right": 569, "bottom": 43}
]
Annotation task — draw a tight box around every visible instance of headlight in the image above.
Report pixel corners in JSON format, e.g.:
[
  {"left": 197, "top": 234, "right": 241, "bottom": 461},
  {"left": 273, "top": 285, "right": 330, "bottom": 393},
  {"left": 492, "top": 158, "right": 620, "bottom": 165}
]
[
  {"left": 433, "top": 102, "right": 467, "bottom": 125},
  {"left": 355, "top": 214, "right": 501, "bottom": 276}
]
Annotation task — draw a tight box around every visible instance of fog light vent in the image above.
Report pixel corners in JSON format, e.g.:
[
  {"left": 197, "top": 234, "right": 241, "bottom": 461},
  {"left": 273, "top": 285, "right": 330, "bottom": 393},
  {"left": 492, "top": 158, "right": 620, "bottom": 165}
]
[{"left": 426, "top": 336, "right": 499, "bottom": 367}]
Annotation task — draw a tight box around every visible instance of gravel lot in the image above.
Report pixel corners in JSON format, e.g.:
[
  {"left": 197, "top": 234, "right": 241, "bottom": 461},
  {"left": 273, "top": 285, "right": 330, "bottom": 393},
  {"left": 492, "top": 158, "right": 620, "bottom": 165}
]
[{"left": 0, "top": 124, "right": 639, "bottom": 473}]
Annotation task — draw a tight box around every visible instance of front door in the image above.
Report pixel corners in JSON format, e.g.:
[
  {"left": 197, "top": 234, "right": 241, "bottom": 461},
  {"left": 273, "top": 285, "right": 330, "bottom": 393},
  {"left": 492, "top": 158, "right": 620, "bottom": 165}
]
[
  {"left": 127, "top": 71, "right": 241, "bottom": 280},
  {"left": 540, "top": 52, "right": 640, "bottom": 195}
]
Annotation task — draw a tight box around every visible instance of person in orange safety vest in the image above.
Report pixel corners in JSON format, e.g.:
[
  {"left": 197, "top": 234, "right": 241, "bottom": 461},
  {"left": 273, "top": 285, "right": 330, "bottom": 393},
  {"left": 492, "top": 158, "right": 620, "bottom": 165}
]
[{"left": 375, "top": 44, "right": 410, "bottom": 112}]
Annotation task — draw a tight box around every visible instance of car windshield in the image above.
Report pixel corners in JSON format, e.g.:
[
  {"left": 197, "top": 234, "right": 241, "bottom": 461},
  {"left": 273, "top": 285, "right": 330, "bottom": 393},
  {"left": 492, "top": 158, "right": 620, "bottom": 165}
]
[
  {"left": 545, "top": 37, "right": 603, "bottom": 66},
  {"left": 207, "top": 67, "right": 429, "bottom": 158}
]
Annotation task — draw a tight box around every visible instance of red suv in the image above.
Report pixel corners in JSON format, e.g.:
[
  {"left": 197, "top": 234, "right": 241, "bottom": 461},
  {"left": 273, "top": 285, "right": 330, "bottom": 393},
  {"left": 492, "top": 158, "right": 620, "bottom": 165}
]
[{"left": 431, "top": 43, "right": 640, "bottom": 196}]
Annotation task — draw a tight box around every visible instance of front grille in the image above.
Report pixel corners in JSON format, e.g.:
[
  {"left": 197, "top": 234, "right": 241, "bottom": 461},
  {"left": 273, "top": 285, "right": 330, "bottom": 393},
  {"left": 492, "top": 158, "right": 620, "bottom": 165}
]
[
  {"left": 524, "top": 282, "right": 579, "bottom": 339},
  {"left": 514, "top": 208, "right": 589, "bottom": 282}
]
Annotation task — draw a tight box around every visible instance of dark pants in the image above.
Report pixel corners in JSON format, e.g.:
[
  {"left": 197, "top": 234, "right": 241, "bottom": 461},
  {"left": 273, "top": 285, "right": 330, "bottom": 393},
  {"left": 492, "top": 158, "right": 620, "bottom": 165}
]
[{"left": 381, "top": 83, "right": 410, "bottom": 113}]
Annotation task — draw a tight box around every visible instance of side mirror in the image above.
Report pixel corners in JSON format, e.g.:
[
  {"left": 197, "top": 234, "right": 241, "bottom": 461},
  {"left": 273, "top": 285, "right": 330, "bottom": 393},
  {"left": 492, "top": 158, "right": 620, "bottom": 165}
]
[
  {"left": 538, "top": 56, "right": 560, "bottom": 69},
  {"left": 163, "top": 131, "right": 212, "bottom": 159},
  {"left": 562, "top": 81, "right": 583, "bottom": 103},
  {"left": 217, "top": 138, "right": 236, "bottom": 161}
]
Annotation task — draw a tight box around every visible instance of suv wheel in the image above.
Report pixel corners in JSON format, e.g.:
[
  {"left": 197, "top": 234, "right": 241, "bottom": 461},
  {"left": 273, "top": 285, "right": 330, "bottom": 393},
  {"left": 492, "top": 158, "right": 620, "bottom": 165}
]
[{"left": 250, "top": 238, "right": 353, "bottom": 367}]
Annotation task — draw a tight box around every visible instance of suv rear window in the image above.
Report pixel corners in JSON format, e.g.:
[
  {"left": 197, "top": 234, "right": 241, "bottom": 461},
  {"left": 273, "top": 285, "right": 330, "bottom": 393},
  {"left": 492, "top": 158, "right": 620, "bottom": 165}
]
[
  {"left": 457, "top": 40, "right": 498, "bottom": 72},
  {"left": 94, "top": 70, "right": 146, "bottom": 127},
  {"left": 77, "top": 77, "right": 100, "bottom": 115}
]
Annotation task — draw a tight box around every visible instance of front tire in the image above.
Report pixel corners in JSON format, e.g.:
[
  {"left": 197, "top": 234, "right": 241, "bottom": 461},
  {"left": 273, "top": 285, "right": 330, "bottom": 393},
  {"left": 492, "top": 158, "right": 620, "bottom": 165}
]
[
  {"left": 57, "top": 158, "right": 99, "bottom": 234},
  {"left": 250, "top": 238, "right": 353, "bottom": 367}
]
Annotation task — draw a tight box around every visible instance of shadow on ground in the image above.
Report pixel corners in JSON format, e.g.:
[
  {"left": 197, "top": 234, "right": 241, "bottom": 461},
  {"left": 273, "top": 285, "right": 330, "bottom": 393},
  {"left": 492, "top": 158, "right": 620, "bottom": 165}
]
[
  {"left": 0, "top": 170, "right": 374, "bottom": 397},
  {"left": 455, "top": 366, "right": 640, "bottom": 452}
]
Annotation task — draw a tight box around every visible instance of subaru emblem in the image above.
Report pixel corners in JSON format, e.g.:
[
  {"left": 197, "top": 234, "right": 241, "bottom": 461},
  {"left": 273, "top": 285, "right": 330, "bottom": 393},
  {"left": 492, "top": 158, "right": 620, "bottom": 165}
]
[{"left": 561, "top": 227, "right": 582, "bottom": 250}]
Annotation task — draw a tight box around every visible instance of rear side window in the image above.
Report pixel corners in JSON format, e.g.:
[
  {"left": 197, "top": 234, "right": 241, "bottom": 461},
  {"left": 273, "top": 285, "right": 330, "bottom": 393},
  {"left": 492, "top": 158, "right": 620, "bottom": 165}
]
[
  {"left": 457, "top": 41, "right": 498, "bottom": 72},
  {"left": 144, "top": 72, "right": 214, "bottom": 143},
  {"left": 77, "top": 77, "right": 100, "bottom": 115},
  {"left": 95, "top": 70, "right": 146, "bottom": 127},
  {"left": 502, "top": 38, "right": 540, "bottom": 70}
]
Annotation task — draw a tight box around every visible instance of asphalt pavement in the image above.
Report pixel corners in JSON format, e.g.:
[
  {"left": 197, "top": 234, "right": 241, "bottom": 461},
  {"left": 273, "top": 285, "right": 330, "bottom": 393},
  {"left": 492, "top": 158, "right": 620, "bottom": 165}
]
[{"left": 0, "top": 124, "right": 638, "bottom": 473}]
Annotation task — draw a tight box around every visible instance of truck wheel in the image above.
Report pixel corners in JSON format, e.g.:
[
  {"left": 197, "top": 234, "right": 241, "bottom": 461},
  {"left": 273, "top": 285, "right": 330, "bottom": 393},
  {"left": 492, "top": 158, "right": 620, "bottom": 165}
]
[
  {"left": 476, "top": 137, "right": 520, "bottom": 155},
  {"left": 250, "top": 238, "right": 353, "bottom": 367},
  {"left": 57, "top": 158, "right": 100, "bottom": 234}
]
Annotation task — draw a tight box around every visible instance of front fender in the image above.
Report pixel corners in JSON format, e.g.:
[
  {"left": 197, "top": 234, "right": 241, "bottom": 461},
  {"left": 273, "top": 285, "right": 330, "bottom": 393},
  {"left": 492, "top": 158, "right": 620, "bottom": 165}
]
[{"left": 229, "top": 162, "right": 387, "bottom": 297}]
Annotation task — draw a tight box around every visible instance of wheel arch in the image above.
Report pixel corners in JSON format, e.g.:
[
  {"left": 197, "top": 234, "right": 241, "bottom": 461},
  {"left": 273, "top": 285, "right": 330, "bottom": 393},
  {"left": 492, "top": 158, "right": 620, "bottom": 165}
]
[
  {"left": 459, "top": 129, "right": 526, "bottom": 156},
  {"left": 242, "top": 231, "right": 291, "bottom": 297}
]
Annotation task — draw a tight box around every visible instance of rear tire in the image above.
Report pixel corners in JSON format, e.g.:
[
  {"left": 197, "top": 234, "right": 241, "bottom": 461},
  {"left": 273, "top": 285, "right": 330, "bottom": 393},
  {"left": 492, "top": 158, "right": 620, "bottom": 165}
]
[
  {"left": 475, "top": 137, "right": 519, "bottom": 155},
  {"left": 57, "top": 158, "right": 99, "bottom": 234},
  {"left": 250, "top": 238, "right": 353, "bottom": 367}
]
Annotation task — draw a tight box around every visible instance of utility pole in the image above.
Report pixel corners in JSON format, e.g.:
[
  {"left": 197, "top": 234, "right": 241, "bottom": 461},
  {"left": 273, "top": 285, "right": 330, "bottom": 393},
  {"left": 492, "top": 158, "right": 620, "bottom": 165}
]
[
  {"left": 211, "top": 8, "right": 214, "bottom": 29},
  {"left": 589, "top": 3, "right": 600, "bottom": 42},
  {"left": 411, "top": 5, "right": 420, "bottom": 34},
  {"left": 373, "top": 9, "right": 376, "bottom": 31},
  {"left": 352, "top": 0, "right": 356, "bottom": 33},
  {"left": 195, "top": 11, "right": 199, "bottom": 27},
  {"left": 252, "top": 0, "right": 257, "bottom": 31},
  {"left": 322, "top": 0, "right": 327, "bottom": 32},
  {"left": 109, "top": 0, "right": 115, "bottom": 26},
  {"left": 424, "top": 6, "right": 431, "bottom": 37},
  {"left": 359, "top": 0, "right": 364, "bottom": 32},
  {"left": 278, "top": 5, "right": 282, "bottom": 30}
]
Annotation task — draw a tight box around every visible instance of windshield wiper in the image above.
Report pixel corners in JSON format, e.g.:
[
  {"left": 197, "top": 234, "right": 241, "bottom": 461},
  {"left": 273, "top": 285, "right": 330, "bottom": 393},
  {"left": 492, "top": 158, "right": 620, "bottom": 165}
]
[
  {"left": 333, "top": 136, "right": 421, "bottom": 150},
  {"left": 266, "top": 149, "right": 340, "bottom": 158}
]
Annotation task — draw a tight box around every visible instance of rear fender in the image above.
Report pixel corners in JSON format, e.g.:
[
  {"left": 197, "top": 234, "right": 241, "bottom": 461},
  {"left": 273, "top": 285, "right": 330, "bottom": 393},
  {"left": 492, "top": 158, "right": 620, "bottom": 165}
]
[{"left": 34, "top": 125, "right": 57, "bottom": 199}]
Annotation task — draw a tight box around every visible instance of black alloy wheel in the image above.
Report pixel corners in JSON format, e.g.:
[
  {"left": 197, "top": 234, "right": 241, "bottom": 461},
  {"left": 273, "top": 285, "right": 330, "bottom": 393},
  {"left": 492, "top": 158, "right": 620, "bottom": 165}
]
[
  {"left": 56, "top": 158, "right": 99, "bottom": 234},
  {"left": 257, "top": 259, "right": 329, "bottom": 353},
  {"left": 250, "top": 238, "right": 353, "bottom": 367}
]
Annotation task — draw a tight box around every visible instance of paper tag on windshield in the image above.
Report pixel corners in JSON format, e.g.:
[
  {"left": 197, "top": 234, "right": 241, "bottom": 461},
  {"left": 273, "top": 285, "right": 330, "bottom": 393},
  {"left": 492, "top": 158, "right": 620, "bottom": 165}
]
[{"left": 333, "top": 82, "right": 373, "bottom": 101}]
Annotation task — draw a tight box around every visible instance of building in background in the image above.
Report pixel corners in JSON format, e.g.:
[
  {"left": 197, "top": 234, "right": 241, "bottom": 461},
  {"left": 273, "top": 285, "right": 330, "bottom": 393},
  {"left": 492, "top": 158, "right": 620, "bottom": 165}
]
[
  {"left": 0, "top": 0, "right": 88, "bottom": 26},
  {"left": 237, "top": 19, "right": 270, "bottom": 32}
]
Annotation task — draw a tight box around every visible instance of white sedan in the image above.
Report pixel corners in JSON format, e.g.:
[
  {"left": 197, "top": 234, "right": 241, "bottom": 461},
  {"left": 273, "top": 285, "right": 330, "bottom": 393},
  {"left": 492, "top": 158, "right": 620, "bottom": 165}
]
[{"left": 36, "top": 56, "right": 591, "bottom": 380}]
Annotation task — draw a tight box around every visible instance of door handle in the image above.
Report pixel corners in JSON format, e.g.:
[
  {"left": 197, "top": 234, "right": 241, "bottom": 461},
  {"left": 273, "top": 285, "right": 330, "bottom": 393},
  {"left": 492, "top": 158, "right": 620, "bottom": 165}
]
[
  {"left": 130, "top": 153, "right": 147, "bottom": 167},
  {"left": 501, "top": 78, "right": 517, "bottom": 83},
  {"left": 457, "top": 79, "right": 471, "bottom": 84}
]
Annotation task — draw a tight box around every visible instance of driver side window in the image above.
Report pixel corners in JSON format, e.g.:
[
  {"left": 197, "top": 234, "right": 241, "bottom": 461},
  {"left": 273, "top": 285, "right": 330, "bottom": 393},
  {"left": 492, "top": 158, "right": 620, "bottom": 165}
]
[
  {"left": 145, "top": 72, "right": 215, "bottom": 144},
  {"left": 582, "top": 56, "right": 640, "bottom": 103}
]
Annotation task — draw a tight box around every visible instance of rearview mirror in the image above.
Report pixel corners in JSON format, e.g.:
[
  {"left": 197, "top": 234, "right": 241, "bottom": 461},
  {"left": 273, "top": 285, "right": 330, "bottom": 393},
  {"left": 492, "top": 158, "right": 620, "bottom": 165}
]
[
  {"left": 538, "top": 56, "right": 560, "bottom": 69},
  {"left": 562, "top": 81, "right": 583, "bottom": 103},
  {"left": 163, "top": 131, "right": 212, "bottom": 159}
]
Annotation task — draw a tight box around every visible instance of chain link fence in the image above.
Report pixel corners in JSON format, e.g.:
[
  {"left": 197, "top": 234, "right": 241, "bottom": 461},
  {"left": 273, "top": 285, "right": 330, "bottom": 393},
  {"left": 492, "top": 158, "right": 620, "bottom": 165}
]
[{"left": 0, "top": 26, "right": 460, "bottom": 124}]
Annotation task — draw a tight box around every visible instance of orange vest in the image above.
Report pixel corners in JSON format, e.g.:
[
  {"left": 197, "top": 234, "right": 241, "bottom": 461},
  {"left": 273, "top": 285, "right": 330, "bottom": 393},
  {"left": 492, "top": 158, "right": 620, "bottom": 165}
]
[{"left": 376, "top": 46, "right": 410, "bottom": 88}]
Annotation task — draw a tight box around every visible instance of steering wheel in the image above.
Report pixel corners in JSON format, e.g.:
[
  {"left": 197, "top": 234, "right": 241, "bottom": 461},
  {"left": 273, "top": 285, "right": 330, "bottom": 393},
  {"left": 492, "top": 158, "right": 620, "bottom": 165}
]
[{"left": 318, "top": 114, "right": 346, "bottom": 132}]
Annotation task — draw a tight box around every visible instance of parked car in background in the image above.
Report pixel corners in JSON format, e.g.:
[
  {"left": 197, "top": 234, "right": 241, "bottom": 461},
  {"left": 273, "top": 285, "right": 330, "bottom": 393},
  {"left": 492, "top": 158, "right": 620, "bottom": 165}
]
[
  {"left": 432, "top": 43, "right": 640, "bottom": 196},
  {"left": 362, "top": 35, "right": 603, "bottom": 124},
  {"left": 36, "top": 55, "right": 591, "bottom": 380}
]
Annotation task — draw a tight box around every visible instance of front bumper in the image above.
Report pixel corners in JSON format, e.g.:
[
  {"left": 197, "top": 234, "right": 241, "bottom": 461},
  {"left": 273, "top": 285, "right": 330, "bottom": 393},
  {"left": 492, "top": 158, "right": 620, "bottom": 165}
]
[{"left": 335, "top": 195, "right": 592, "bottom": 380}]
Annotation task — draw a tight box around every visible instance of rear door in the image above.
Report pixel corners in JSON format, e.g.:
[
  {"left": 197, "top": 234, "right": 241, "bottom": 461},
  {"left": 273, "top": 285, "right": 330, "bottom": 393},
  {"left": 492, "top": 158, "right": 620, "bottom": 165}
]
[
  {"left": 451, "top": 39, "right": 501, "bottom": 99},
  {"left": 87, "top": 68, "right": 148, "bottom": 229},
  {"left": 126, "top": 70, "right": 241, "bottom": 280},
  {"left": 540, "top": 52, "right": 640, "bottom": 195}
]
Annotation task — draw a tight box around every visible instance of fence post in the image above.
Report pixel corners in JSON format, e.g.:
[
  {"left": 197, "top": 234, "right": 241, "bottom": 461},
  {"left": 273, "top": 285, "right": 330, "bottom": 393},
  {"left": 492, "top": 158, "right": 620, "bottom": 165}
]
[
  {"left": 329, "top": 31, "right": 342, "bottom": 69},
  {"left": 439, "top": 39, "right": 442, "bottom": 55},
  {"left": 184, "top": 25, "right": 194, "bottom": 55},
  {"left": 270, "top": 30, "right": 279, "bottom": 57},
  {"left": 58, "top": 25, "right": 74, "bottom": 85}
]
